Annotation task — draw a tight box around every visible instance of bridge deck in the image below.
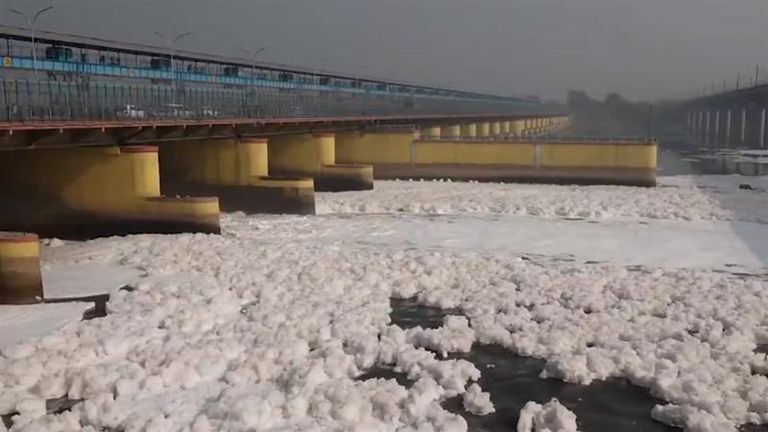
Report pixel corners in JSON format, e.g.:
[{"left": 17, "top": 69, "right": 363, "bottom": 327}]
[{"left": 0, "top": 113, "right": 548, "bottom": 133}]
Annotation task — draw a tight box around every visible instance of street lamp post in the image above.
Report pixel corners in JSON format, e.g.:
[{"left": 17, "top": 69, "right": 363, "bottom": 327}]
[
  {"left": 154, "top": 31, "right": 193, "bottom": 111},
  {"left": 8, "top": 6, "right": 53, "bottom": 78},
  {"left": 238, "top": 47, "right": 267, "bottom": 83}
]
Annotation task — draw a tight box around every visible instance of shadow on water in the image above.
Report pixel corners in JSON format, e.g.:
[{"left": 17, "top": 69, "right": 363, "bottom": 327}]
[{"left": 360, "top": 298, "right": 768, "bottom": 432}]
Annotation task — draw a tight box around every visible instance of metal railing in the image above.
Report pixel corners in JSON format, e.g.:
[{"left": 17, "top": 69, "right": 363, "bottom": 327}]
[{"left": 0, "top": 78, "right": 543, "bottom": 122}]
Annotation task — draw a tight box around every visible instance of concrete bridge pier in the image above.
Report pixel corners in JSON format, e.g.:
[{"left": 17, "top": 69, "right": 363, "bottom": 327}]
[
  {"left": 421, "top": 126, "right": 441, "bottom": 139},
  {"left": 740, "top": 108, "right": 747, "bottom": 146},
  {"left": 159, "top": 138, "right": 316, "bottom": 214},
  {"left": 490, "top": 121, "right": 502, "bottom": 137},
  {"left": 0, "top": 232, "right": 44, "bottom": 304},
  {"left": 704, "top": 110, "right": 711, "bottom": 147},
  {"left": 714, "top": 110, "right": 721, "bottom": 148},
  {"left": 511, "top": 120, "right": 524, "bottom": 137},
  {"left": 268, "top": 132, "right": 373, "bottom": 191},
  {"left": 460, "top": 123, "right": 477, "bottom": 138},
  {"left": 440, "top": 125, "right": 461, "bottom": 139},
  {"left": 760, "top": 107, "right": 767, "bottom": 148},
  {"left": 502, "top": 121, "right": 511, "bottom": 136},
  {"left": 0, "top": 146, "right": 220, "bottom": 239},
  {"left": 477, "top": 122, "right": 491, "bottom": 138}
]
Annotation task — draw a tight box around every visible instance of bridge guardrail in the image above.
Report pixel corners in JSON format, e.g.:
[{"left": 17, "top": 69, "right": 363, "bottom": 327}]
[{"left": 0, "top": 78, "right": 544, "bottom": 123}]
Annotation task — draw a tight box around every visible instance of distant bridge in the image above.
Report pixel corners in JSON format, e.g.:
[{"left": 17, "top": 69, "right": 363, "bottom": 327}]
[{"left": 683, "top": 83, "right": 767, "bottom": 149}]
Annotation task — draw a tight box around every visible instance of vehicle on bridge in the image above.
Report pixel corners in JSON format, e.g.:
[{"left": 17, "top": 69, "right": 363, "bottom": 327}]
[{"left": 117, "top": 104, "right": 146, "bottom": 118}]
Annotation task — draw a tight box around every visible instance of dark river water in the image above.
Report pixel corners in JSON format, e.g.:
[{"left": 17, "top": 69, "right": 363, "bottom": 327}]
[{"left": 358, "top": 298, "right": 768, "bottom": 432}]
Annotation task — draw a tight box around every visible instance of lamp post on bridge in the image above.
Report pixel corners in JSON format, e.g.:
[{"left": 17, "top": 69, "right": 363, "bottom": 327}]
[
  {"left": 8, "top": 6, "right": 53, "bottom": 79},
  {"left": 238, "top": 46, "right": 268, "bottom": 82},
  {"left": 154, "top": 31, "right": 194, "bottom": 111}
]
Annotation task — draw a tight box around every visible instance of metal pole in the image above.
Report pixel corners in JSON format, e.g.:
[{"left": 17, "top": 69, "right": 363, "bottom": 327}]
[
  {"left": 171, "top": 49, "right": 175, "bottom": 109},
  {"left": 154, "top": 31, "right": 193, "bottom": 113},
  {"left": 8, "top": 7, "right": 53, "bottom": 79}
]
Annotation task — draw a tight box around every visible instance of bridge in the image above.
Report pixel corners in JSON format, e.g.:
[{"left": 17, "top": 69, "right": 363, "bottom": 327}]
[
  {"left": 0, "top": 27, "right": 661, "bottom": 242},
  {"left": 0, "top": 25, "right": 544, "bottom": 123},
  {"left": 682, "top": 82, "right": 768, "bottom": 150}
]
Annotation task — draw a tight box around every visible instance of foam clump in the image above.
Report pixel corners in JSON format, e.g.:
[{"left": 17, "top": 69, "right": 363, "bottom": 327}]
[{"left": 517, "top": 398, "right": 579, "bottom": 432}]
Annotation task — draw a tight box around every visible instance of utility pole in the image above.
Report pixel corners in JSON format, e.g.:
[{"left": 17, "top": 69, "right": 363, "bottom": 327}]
[
  {"left": 8, "top": 6, "right": 53, "bottom": 79},
  {"left": 154, "top": 31, "right": 194, "bottom": 110}
]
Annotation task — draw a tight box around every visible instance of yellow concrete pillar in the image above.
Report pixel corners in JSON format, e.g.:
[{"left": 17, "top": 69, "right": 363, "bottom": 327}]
[
  {"left": 159, "top": 138, "right": 315, "bottom": 214},
  {"left": 441, "top": 125, "right": 461, "bottom": 138},
  {"left": 269, "top": 133, "right": 373, "bottom": 191},
  {"left": 422, "top": 126, "right": 441, "bottom": 139},
  {"left": 511, "top": 120, "right": 524, "bottom": 137},
  {"left": 502, "top": 121, "right": 511, "bottom": 135},
  {"left": 460, "top": 124, "right": 477, "bottom": 137},
  {"left": 490, "top": 122, "right": 502, "bottom": 136},
  {"left": 0, "top": 146, "right": 220, "bottom": 239},
  {"left": 0, "top": 232, "right": 43, "bottom": 304},
  {"left": 521, "top": 119, "right": 531, "bottom": 136},
  {"left": 477, "top": 122, "right": 491, "bottom": 137}
]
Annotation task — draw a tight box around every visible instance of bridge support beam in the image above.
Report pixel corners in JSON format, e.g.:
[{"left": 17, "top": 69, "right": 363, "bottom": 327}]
[
  {"left": 0, "top": 146, "right": 220, "bottom": 239},
  {"left": 0, "top": 232, "right": 44, "bottom": 305},
  {"left": 159, "top": 138, "right": 315, "bottom": 214},
  {"left": 269, "top": 133, "right": 373, "bottom": 191}
]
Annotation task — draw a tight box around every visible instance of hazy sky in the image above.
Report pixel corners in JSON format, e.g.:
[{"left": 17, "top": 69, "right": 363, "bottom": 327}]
[{"left": 3, "top": 0, "right": 767, "bottom": 101}]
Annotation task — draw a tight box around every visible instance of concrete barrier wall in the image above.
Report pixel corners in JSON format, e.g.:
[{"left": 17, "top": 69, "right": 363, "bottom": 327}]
[
  {"left": 539, "top": 143, "right": 656, "bottom": 169},
  {"left": 0, "top": 146, "right": 220, "bottom": 238},
  {"left": 333, "top": 130, "right": 655, "bottom": 186},
  {"left": 412, "top": 141, "right": 535, "bottom": 165},
  {"left": 336, "top": 131, "right": 416, "bottom": 164}
]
